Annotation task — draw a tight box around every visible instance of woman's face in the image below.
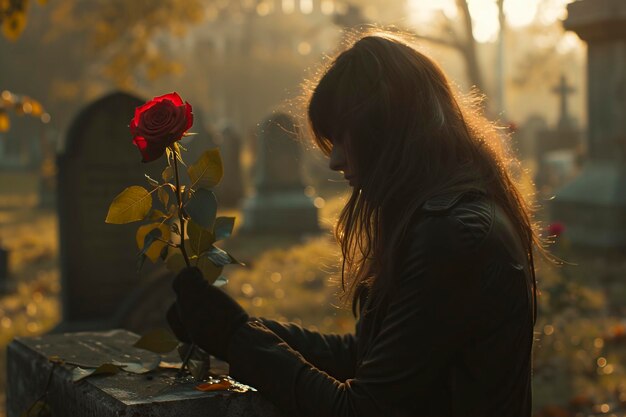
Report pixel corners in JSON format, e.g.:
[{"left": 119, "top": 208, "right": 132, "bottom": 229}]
[{"left": 329, "top": 135, "right": 357, "bottom": 187}]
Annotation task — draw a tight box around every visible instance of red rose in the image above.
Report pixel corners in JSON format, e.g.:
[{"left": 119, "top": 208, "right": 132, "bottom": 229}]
[{"left": 130, "top": 92, "right": 193, "bottom": 162}]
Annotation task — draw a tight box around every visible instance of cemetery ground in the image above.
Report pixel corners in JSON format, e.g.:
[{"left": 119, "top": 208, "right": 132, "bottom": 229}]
[{"left": 1, "top": 171, "right": 626, "bottom": 417}]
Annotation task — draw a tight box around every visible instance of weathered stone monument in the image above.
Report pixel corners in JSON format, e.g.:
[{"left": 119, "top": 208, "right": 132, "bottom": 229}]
[
  {"left": 215, "top": 125, "right": 245, "bottom": 208},
  {"left": 535, "top": 75, "right": 584, "bottom": 192},
  {"left": 240, "top": 113, "right": 320, "bottom": 234},
  {"left": 517, "top": 115, "right": 548, "bottom": 160},
  {"left": 537, "top": 75, "right": 583, "bottom": 154},
  {"left": 552, "top": 0, "right": 626, "bottom": 249},
  {"left": 56, "top": 92, "right": 170, "bottom": 331}
]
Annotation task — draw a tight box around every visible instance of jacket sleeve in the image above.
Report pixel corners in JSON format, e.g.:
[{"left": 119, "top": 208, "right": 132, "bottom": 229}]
[
  {"left": 254, "top": 318, "right": 357, "bottom": 382},
  {"left": 227, "top": 215, "right": 484, "bottom": 417}
]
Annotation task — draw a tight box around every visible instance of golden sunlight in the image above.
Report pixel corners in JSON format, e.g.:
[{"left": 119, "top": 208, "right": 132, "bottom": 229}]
[{"left": 408, "top": 0, "right": 574, "bottom": 43}]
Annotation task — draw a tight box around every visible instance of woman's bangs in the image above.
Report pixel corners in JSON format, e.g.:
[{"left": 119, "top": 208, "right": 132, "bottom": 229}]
[{"left": 308, "top": 56, "right": 357, "bottom": 155}]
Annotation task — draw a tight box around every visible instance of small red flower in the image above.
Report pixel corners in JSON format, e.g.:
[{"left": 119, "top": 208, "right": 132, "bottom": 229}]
[
  {"left": 130, "top": 92, "right": 193, "bottom": 162},
  {"left": 547, "top": 222, "right": 565, "bottom": 237}
]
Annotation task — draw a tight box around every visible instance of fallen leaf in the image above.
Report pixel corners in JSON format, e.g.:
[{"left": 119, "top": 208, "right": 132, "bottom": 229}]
[
  {"left": 133, "top": 329, "right": 180, "bottom": 354},
  {"left": 72, "top": 363, "right": 121, "bottom": 382},
  {"left": 195, "top": 379, "right": 232, "bottom": 392}
]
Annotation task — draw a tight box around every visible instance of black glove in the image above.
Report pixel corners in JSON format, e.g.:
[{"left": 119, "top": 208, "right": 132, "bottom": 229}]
[{"left": 167, "top": 267, "right": 249, "bottom": 361}]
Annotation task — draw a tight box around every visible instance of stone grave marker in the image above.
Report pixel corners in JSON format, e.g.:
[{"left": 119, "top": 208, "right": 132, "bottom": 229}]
[
  {"left": 517, "top": 114, "right": 548, "bottom": 160},
  {"left": 552, "top": 0, "right": 626, "bottom": 249},
  {"left": 7, "top": 330, "right": 283, "bottom": 417},
  {"left": 535, "top": 74, "right": 583, "bottom": 157},
  {"left": 215, "top": 125, "right": 245, "bottom": 208},
  {"left": 240, "top": 113, "right": 320, "bottom": 235},
  {"left": 534, "top": 75, "right": 584, "bottom": 192},
  {"left": 56, "top": 91, "right": 167, "bottom": 331}
]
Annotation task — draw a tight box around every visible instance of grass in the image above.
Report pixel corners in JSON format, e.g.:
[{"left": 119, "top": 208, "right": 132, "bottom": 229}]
[{"left": 0, "top": 184, "right": 60, "bottom": 417}]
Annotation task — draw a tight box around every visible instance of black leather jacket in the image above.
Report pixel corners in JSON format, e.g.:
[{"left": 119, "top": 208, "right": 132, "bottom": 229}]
[{"left": 228, "top": 189, "right": 536, "bottom": 417}]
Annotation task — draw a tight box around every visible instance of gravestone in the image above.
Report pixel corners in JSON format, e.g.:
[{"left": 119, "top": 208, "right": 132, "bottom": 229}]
[
  {"left": 536, "top": 75, "right": 583, "bottom": 156},
  {"left": 215, "top": 125, "right": 245, "bottom": 208},
  {"left": 56, "top": 92, "right": 167, "bottom": 331},
  {"left": 517, "top": 115, "right": 548, "bottom": 160},
  {"left": 7, "top": 330, "right": 283, "bottom": 417},
  {"left": 240, "top": 113, "right": 320, "bottom": 234},
  {"left": 551, "top": 0, "right": 626, "bottom": 249},
  {"left": 535, "top": 75, "right": 584, "bottom": 193}
]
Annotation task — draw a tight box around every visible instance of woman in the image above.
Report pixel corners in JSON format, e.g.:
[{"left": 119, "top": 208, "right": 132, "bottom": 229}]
[{"left": 167, "top": 31, "right": 538, "bottom": 417}]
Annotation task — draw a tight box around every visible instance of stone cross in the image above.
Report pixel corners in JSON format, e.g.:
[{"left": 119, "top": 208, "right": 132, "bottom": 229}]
[{"left": 552, "top": 74, "right": 576, "bottom": 130}]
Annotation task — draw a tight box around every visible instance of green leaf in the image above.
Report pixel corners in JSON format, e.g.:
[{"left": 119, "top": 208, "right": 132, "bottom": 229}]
[
  {"left": 228, "top": 252, "right": 245, "bottom": 266},
  {"left": 185, "top": 189, "right": 217, "bottom": 229},
  {"left": 214, "top": 276, "right": 228, "bottom": 287},
  {"left": 187, "top": 219, "right": 215, "bottom": 255},
  {"left": 158, "top": 186, "right": 169, "bottom": 208},
  {"left": 72, "top": 363, "right": 121, "bottom": 382},
  {"left": 145, "top": 174, "right": 159, "bottom": 187},
  {"left": 133, "top": 329, "right": 180, "bottom": 354},
  {"left": 149, "top": 209, "right": 167, "bottom": 221},
  {"left": 214, "top": 217, "right": 235, "bottom": 241},
  {"left": 187, "top": 148, "right": 223, "bottom": 189},
  {"left": 202, "top": 246, "right": 233, "bottom": 267},
  {"left": 105, "top": 186, "right": 152, "bottom": 224},
  {"left": 197, "top": 255, "right": 223, "bottom": 284},
  {"left": 162, "top": 166, "right": 174, "bottom": 182},
  {"left": 136, "top": 223, "right": 171, "bottom": 263}
]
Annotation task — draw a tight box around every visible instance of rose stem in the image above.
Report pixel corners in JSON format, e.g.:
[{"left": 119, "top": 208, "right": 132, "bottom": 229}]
[
  {"left": 171, "top": 146, "right": 197, "bottom": 377},
  {"left": 171, "top": 147, "right": 191, "bottom": 268},
  {"left": 177, "top": 344, "right": 196, "bottom": 378}
]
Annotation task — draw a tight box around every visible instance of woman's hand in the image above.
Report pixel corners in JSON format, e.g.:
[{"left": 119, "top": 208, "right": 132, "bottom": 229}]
[{"left": 166, "top": 267, "right": 249, "bottom": 361}]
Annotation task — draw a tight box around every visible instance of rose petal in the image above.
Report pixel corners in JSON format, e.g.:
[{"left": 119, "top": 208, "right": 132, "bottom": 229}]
[
  {"left": 183, "top": 102, "right": 193, "bottom": 133},
  {"left": 131, "top": 93, "right": 190, "bottom": 160},
  {"left": 167, "top": 105, "right": 189, "bottom": 141},
  {"left": 133, "top": 136, "right": 167, "bottom": 162},
  {"left": 133, "top": 100, "right": 159, "bottom": 128},
  {"left": 153, "top": 92, "right": 183, "bottom": 106}
]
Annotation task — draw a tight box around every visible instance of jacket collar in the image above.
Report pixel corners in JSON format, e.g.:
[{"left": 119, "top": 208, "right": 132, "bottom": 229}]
[{"left": 421, "top": 186, "right": 487, "bottom": 213}]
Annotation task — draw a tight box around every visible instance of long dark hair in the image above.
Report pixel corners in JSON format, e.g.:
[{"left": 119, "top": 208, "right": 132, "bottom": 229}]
[{"left": 306, "top": 31, "right": 539, "bottom": 322}]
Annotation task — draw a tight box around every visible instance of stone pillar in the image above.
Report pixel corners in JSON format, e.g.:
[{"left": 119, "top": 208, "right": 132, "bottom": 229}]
[
  {"left": 240, "top": 113, "right": 320, "bottom": 235},
  {"left": 551, "top": 0, "right": 626, "bottom": 249}
]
